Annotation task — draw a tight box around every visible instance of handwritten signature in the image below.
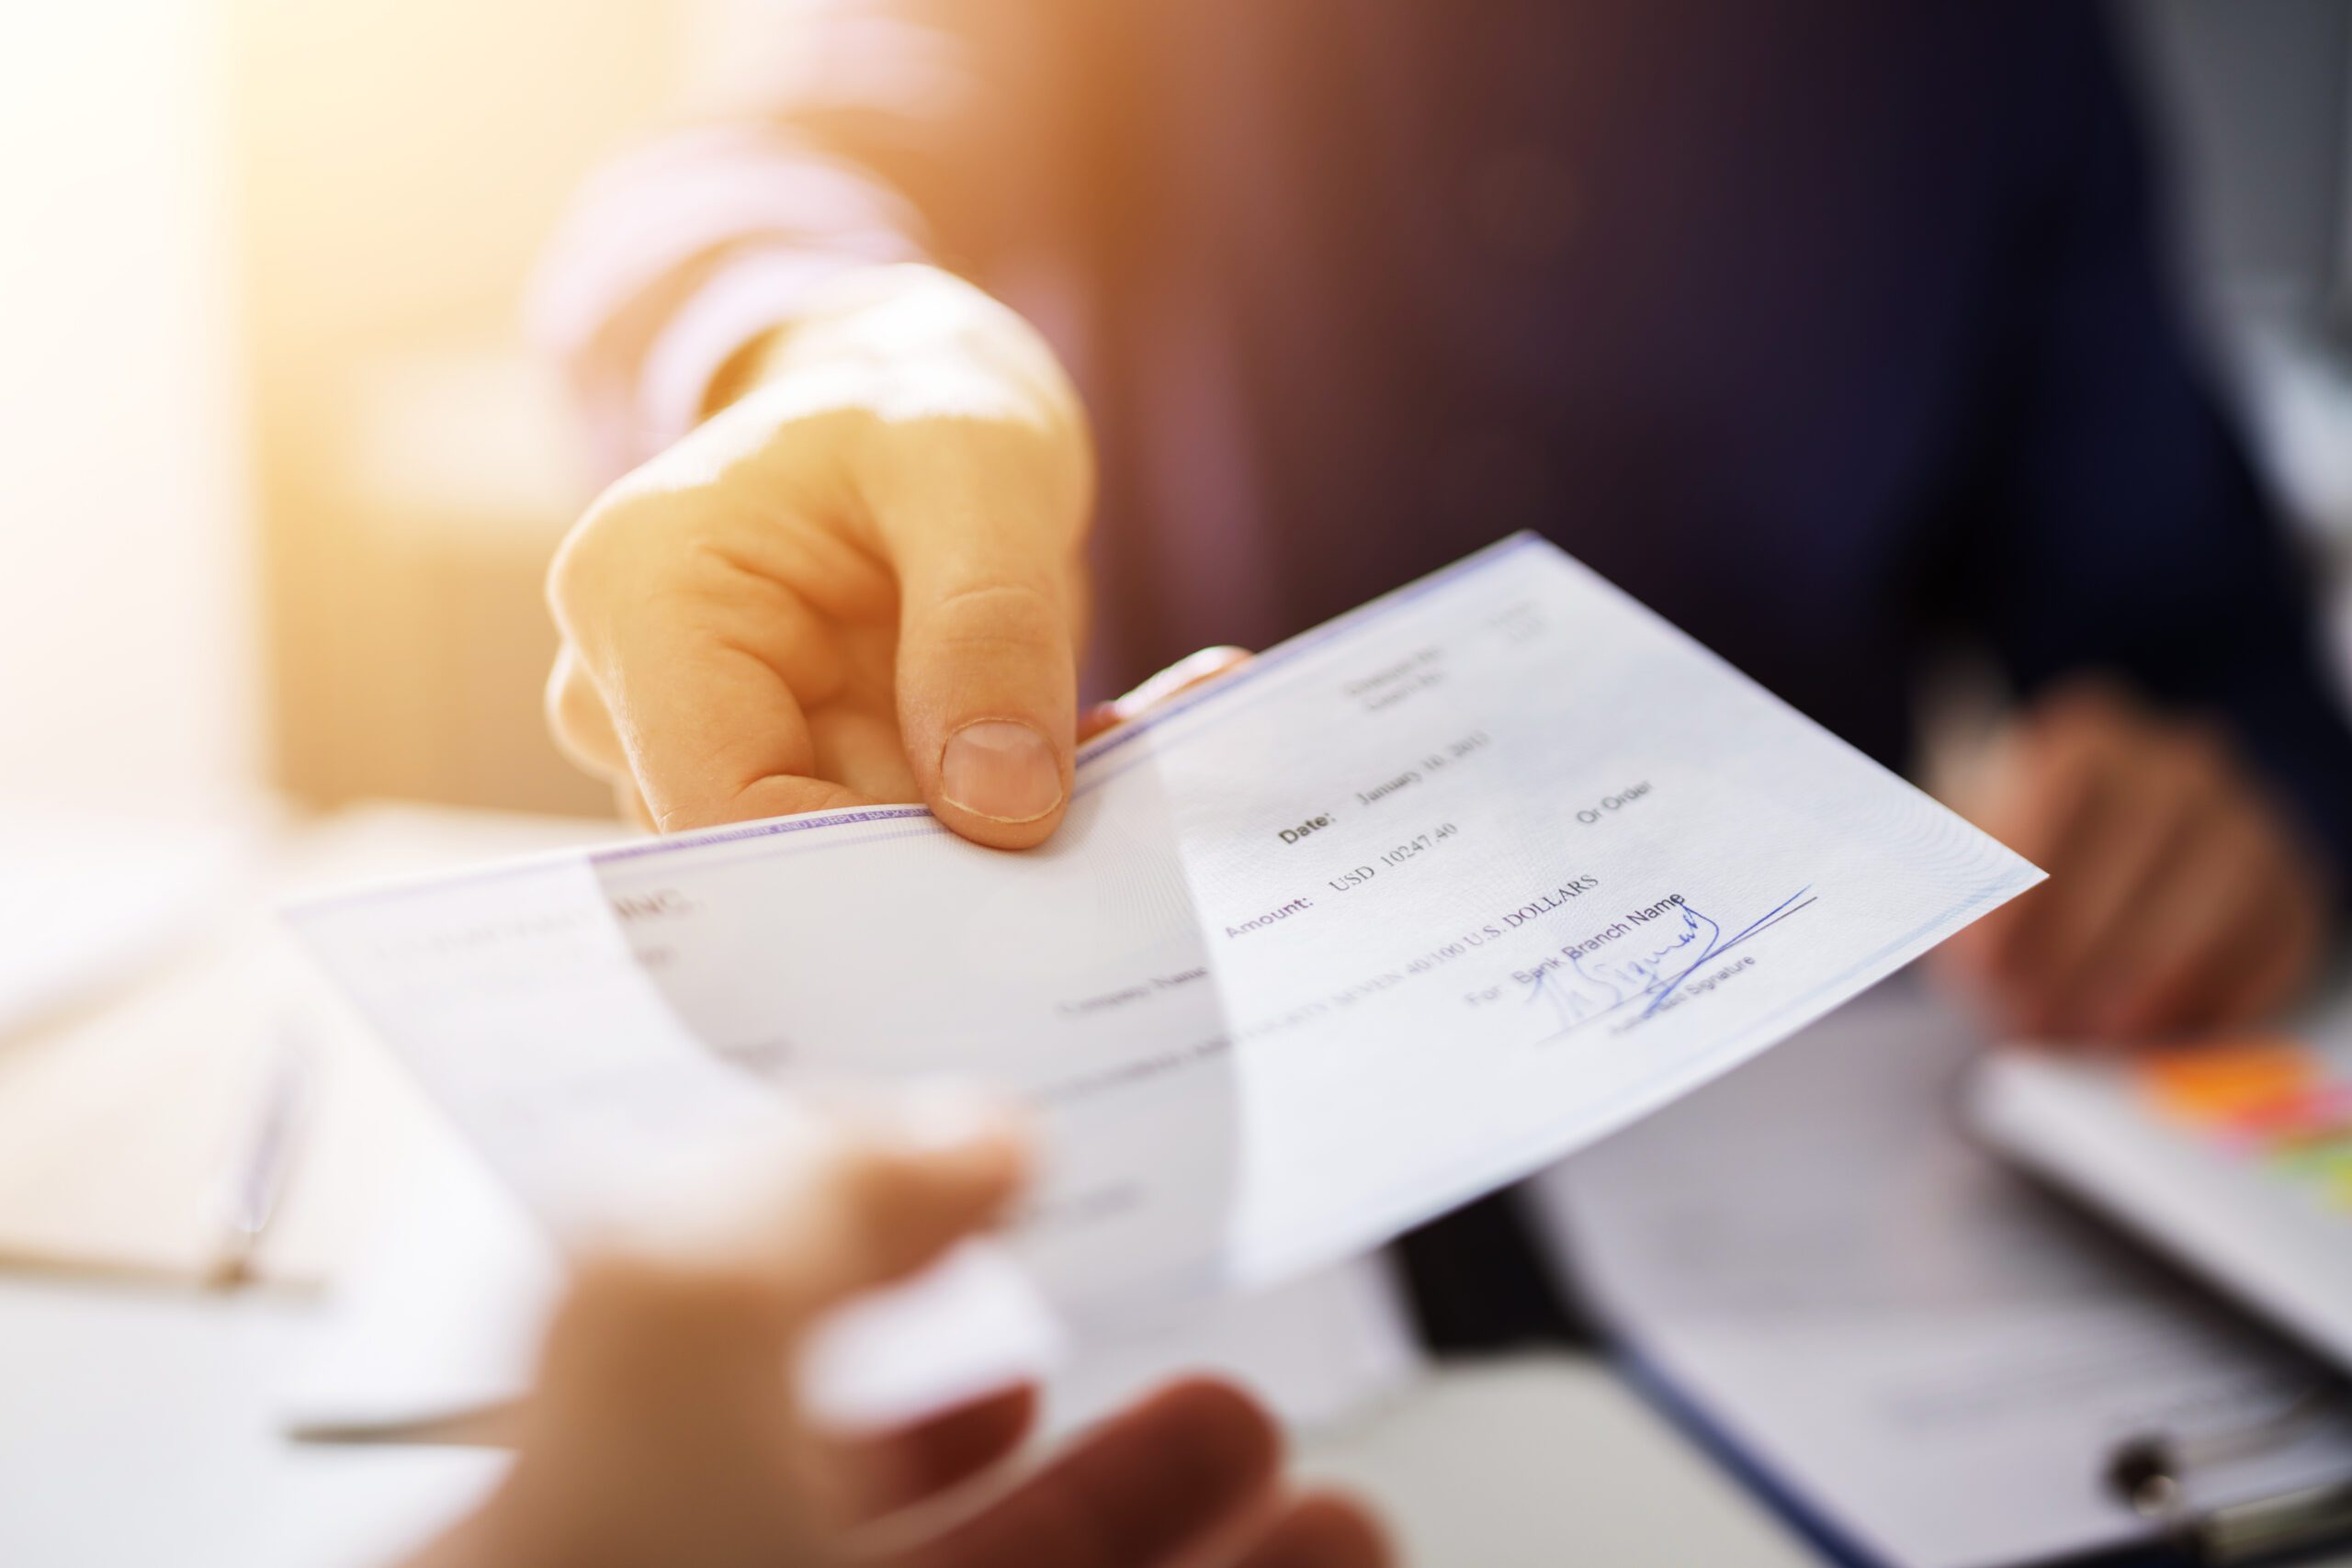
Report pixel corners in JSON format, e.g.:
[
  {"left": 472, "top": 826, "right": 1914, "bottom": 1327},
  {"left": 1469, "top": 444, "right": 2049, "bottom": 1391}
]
[{"left": 1525, "top": 887, "right": 1817, "bottom": 1037}]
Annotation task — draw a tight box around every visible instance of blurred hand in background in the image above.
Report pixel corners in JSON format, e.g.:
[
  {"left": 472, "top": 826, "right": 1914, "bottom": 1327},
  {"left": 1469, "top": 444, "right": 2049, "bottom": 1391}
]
[
  {"left": 405, "top": 1103, "right": 1387, "bottom": 1568},
  {"left": 1935, "top": 680, "right": 2330, "bottom": 1044}
]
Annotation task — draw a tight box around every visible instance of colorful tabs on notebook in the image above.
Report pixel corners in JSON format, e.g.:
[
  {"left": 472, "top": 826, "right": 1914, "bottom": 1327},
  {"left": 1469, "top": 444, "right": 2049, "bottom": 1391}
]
[
  {"left": 2239, "top": 1081, "right": 2352, "bottom": 1144},
  {"left": 2139, "top": 1038, "right": 2352, "bottom": 1215},
  {"left": 2140, "top": 1040, "right": 2320, "bottom": 1127}
]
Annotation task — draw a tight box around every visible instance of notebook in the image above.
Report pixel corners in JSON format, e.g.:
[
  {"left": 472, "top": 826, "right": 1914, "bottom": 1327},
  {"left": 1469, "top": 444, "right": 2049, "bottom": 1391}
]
[{"left": 1970, "top": 1024, "right": 2352, "bottom": 1374}]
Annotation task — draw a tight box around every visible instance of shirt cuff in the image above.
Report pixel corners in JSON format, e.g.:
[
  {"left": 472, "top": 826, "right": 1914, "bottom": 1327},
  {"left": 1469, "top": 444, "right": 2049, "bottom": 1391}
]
[{"left": 636, "top": 244, "right": 913, "bottom": 456}]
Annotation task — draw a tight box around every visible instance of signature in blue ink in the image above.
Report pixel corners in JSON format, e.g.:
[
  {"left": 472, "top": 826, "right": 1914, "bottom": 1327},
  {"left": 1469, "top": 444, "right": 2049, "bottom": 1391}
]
[{"left": 1524, "top": 887, "right": 1816, "bottom": 1037}]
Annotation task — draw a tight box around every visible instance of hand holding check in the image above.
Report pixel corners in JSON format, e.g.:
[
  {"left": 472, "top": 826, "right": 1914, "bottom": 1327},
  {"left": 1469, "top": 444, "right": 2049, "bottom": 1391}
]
[{"left": 406, "top": 1105, "right": 1386, "bottom": 1568}]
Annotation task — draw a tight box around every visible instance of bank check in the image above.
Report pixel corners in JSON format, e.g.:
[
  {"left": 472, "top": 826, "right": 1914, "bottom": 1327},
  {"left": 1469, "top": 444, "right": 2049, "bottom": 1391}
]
[{"left": 293, "top": 535, "right": 2038, "bottom": 1332}]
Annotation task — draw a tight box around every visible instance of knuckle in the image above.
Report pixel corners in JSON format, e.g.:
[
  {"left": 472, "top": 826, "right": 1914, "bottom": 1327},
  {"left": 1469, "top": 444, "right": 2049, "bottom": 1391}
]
[
  {"left": 546, "top": 507, "right": 626, "bottom": 624},
  {"left": 2041, "top": 675, "right": 2136, "bottom": 731},
  {"left": 543, "top": 653, "right": 622, "bottom": 774},
  {"left": 542, "top": 664, "right": 583, "bottom": 746},
  {"left": 2017, "top": 716, "right": 2110, "bottom": 791},
  {"left": 875, "top": 425, "right": 1086, "bottom": 536},
  {"left": 545, "top": 667, "right": 606, "bottom": 747},
  {"left": 544, "top": 532, "right": 592, "bottom": 626},
  {"left": 921, "top": 578, "right": 1071, "bottom": 653},
  {"left": 2172, "top": 720, "right": 2231, "bottom": 774},
  {"left": 2161, "top": 723, "right": 2236, "bottom": 801},
  {"left": 548, "top": 488, "right": 684, "bottom": 621}
]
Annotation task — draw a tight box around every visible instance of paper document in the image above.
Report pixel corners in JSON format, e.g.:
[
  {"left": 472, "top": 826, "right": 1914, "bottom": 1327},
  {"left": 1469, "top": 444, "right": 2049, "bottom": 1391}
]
[
  {"left": 292, "top": 535, "right": 2037, "bottom": 1334},
  {"left": 1538, "top": 987, "right": 2352, "bottom": 1568}
]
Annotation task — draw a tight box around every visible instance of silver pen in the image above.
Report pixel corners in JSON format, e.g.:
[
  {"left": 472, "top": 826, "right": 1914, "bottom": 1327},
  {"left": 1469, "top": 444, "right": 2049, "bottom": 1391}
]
[{"left": 205, "top": 1032, "right": 316, "bottom": 1289}]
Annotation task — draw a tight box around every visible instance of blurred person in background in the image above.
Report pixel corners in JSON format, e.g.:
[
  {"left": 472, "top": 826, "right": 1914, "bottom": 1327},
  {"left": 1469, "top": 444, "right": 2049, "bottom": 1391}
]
[
  {"left": 533, "top": 0, "right": 2352, "bottom": 1345},
  {"left": 402, "top": 1108, "right": 1387, "bottom": 1568}
]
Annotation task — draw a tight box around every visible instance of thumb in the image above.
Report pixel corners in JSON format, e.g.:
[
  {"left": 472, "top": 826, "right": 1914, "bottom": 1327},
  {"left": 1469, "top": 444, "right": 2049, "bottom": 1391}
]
[{"left": 892, "top": 508, "right": 1082, "bottom": 850}]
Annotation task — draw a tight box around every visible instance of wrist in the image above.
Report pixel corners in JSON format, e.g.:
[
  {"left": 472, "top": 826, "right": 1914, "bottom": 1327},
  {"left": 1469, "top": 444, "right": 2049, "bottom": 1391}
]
[
  {"left": 705, "top": 262, "right": 1093, "bottom": 519},
  {"left": 713, "top": 265, "right": 1084, "bottom": 432}
]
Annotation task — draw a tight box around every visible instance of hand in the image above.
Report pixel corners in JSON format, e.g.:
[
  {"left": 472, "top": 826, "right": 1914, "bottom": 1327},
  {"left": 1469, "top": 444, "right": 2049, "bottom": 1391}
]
[
  {"left": 547, "top": 265, "right": 1094, "bottom": 848},
  {"left": 1934, "top": 680, "right": 2329, "bottom": 1043},
  {"left": 407, "top": 1105, "right": 1388, "bottom": 1568}
]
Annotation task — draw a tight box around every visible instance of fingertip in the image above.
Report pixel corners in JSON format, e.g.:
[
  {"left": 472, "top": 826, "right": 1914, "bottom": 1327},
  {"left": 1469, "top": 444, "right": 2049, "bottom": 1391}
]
[
  {"left": 1077, "top": 702, "right": 1125, "bottom": 744},
  {"left": 936, "top": 806, "right": 1070, "bottom": 852},
  {"left": 934, "top": 717, "right": 1071, "bottom": 848},
  {"left": 849, "top": 1384, "right": 1040, "bottom": 1517},
  {"left": 881, "top": 1087, "right": 1032, "bottom": 1211},
  {"left": 1106, "top": 647, "right": 1254, "bottom": 726},
  {"left": 1240, "top": 1492, "right": 1396, "bottom": 1568},
  {"left": 1136, "top": 1377, "right": 1285, "bottom": 1491},
  {"left": 654, "top": 774, "right": 870, "bottom": 834},
  {"left": 885, "top": 1080, "right": 1026, "bottom": 1152},
  {"left": 826, "top": 1092, "right": 1031, "bottom": 1283}
]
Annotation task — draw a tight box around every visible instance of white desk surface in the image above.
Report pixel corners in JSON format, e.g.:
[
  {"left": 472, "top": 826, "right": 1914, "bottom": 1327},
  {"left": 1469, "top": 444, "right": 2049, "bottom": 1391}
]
[{"left": 0, "top": 1266, "right": 1815, "bottom": 1567}]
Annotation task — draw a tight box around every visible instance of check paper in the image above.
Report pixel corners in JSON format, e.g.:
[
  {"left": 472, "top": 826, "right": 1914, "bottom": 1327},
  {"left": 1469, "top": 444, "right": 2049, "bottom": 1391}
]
[{"left": 294, "top": 536, "right": 2039, "bottom": 1327}]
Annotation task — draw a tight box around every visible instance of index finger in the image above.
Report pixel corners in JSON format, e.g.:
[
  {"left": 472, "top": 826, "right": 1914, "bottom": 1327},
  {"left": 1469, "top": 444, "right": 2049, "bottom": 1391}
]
[
  {"left": 557, "top": 1105, "right": 1029, "bottom": 1377},
  {"left": 548, "top": 491, "right": 880, "bottom": 831},
  {"left": 909, "top": 1380, "right": 1282, "bottom": 1568},
  {"left": 603, "top": 621, "right": 869, "bottom": 831},
  {"left": 1936, "top": 714, "right": 2112, "bottom": 990}
]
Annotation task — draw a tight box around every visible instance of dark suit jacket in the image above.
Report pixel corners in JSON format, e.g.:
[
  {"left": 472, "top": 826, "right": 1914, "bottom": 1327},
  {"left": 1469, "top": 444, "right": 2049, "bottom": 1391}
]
[{"left": 543, "top": 0, "right": 2352, "bottom": 1346}]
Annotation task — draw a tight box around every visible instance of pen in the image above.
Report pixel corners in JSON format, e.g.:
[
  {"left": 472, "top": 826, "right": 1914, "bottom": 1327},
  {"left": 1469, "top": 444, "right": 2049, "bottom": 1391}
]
[{"left": 204, "top": 1032, "right": 316, "bottom": 1290}]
